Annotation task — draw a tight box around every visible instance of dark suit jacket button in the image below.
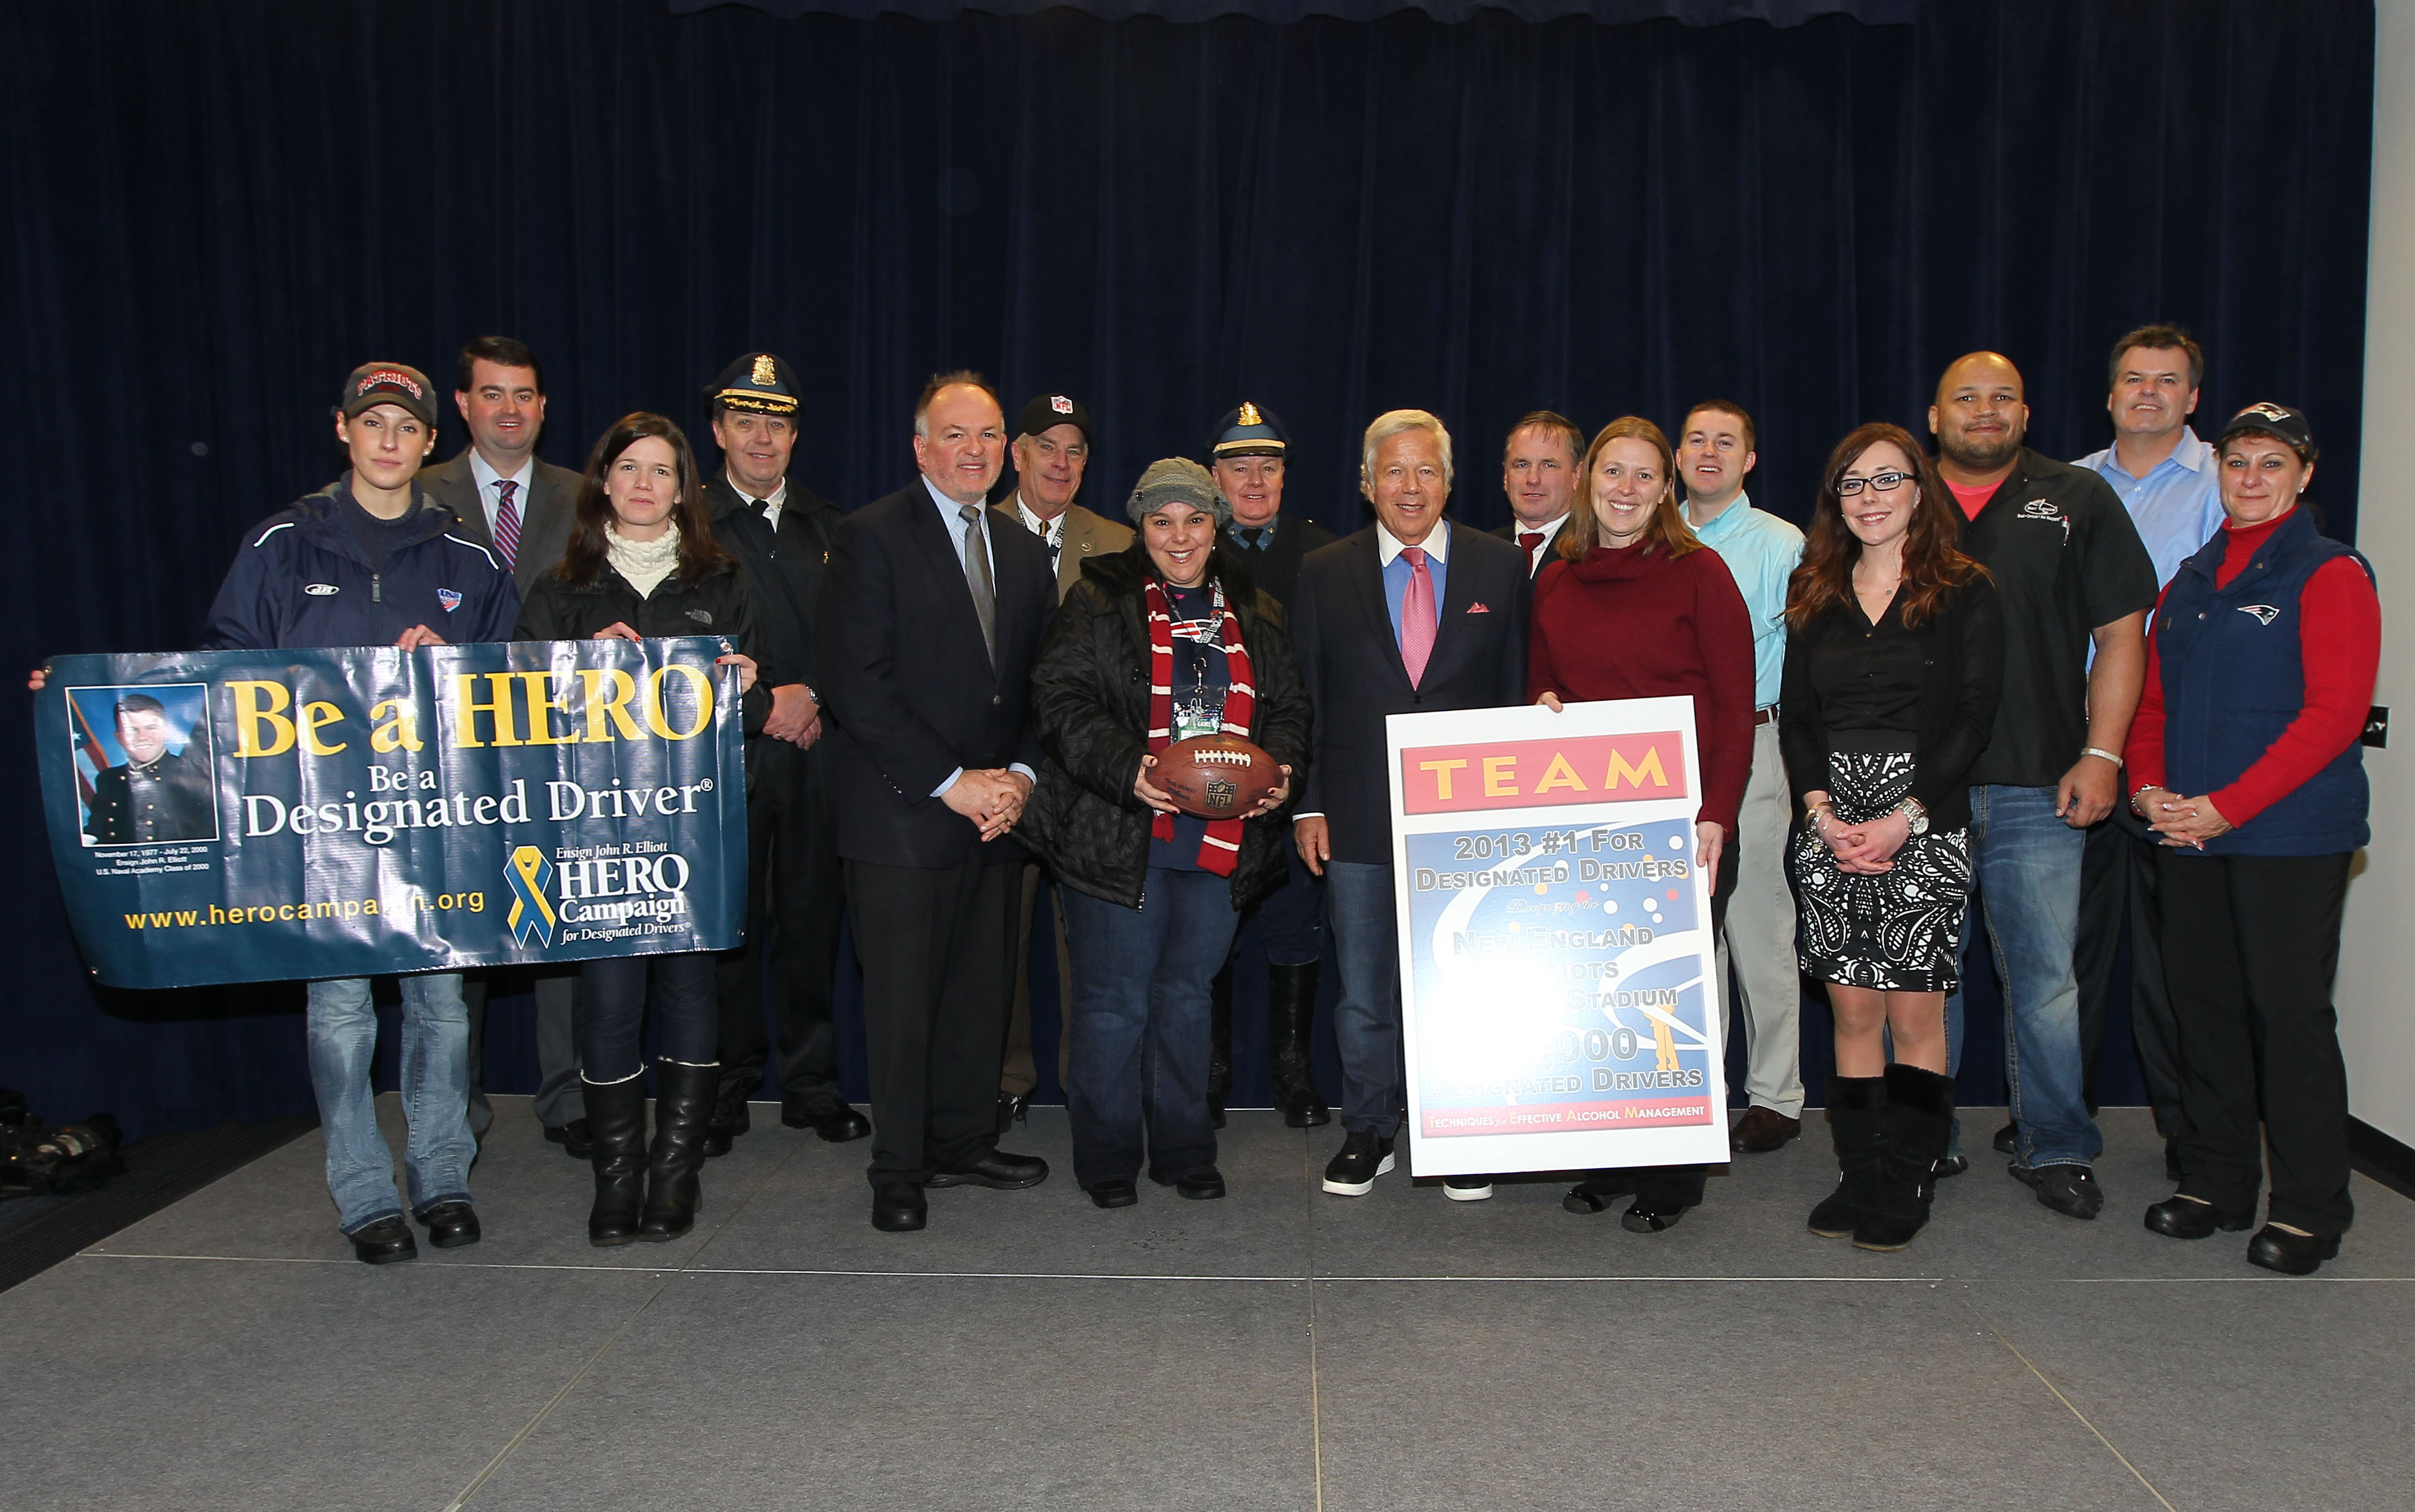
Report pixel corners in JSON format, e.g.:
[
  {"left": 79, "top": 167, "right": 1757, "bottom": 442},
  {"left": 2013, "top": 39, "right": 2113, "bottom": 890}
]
[
  {"left": 992, "top": 694, "right": 1002, "bottom": 706},
  {"left": 1412, "top": 694, "right": 1423, "bottom": 705}
]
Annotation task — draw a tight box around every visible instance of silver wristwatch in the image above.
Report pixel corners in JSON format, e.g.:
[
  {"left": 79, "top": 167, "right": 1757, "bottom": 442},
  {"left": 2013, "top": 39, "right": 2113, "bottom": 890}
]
[{"left": 1900, "top": 796, "right": 1930, "bottom": 836}]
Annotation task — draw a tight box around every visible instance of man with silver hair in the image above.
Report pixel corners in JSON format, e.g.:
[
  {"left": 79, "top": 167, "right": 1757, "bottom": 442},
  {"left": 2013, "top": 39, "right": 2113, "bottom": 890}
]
[{"left": 1291, "top": 409, "right": 1531, "bottom": 1198}]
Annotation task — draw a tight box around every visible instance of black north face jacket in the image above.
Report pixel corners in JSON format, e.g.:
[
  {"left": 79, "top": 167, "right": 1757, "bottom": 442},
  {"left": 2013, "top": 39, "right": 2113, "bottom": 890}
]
[{"left": 1020, "top": 544, "right": 1311, "bottom": 912}]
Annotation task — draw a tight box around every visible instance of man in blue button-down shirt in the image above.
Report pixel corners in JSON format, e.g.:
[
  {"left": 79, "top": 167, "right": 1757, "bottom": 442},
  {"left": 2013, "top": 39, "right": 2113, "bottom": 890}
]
[
  {"left": 1677, "top": 401, "right": 1807, "bottom": 1154},
  {"left": 2066, "top": 325, "right": 2226, "bottom": 1172}
]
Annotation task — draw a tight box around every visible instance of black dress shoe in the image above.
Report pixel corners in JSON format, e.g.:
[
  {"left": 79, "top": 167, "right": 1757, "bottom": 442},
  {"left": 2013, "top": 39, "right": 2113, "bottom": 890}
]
[
  {"left": 543, "top": 1119, "right": 595, "bottom": 1159},
  {"left": 2247, "top": 1224, "right": 2340, "bottom": 1275},
  {"left": 2010, "top": 1161, "right": 2103, "bottom": 1220},
  {"left": 1562, "top": 1170, "right": 1637, "bottom": 1215},
  {"left": 706, "top": 1086, "right": 752, "bottom": 1159},
  {"left": 1992, "top": 1121, "right": 2017, "bottom": 1155},
  {"left": 928, "top": 1149, "right": 1049, "bottom": 1190},
  {"left": 806, "top": 1105, "right": 872, "bottom": 1144},
  {"left": 1172, "top": 1167, "right": 1226, "bottom": 1201},
  {"left": 415, "top": 1200, "right": 482, "bottom": 1249},
  {"left": 2144, "top": 1194, "right": 2253, "bottom": 1240},
  {"left": 1622, "top": 1192, "right": 1698, "bottom": 1233},
  {"left": 871, "top": 1181, "right": 928, "bottom": 1232},
  {"left": 1931, "top": 1153, "right": 1970, "bottom": 1179},
  {"left": 348, "top": 1216, "right": 418, "bottom": 1265},
  {"left": 1088, "top": 1179, "right": 1138, "bottom": 1209},
  {"left": 995, "top": 1091, "right": 1030, "bottom": 1138}
]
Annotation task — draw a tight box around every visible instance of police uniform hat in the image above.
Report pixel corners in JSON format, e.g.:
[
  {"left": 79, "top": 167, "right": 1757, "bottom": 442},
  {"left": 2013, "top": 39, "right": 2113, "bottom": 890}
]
[
  {"left": 338, "top": 362, "right": 438, "bottom": 428},
  {"left": 708, "top": 352, "right": 802, "bottom": 417},
  {"left": 1014, "top": 393, "right": 1092, "bottom": 444},
  {"left": 2218, "top": 401, "right": 2319, "bottom": 463},
  {"left": 1210, "top": 401, "right": 1288, "bottom": 460}
]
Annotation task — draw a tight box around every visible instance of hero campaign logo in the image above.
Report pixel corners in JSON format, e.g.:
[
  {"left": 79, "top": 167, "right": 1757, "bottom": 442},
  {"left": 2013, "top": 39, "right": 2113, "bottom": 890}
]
[
  {"left": 505, "top": 846, "right": 557, "bottom": 946},
  {"left": 533, "top": 841, "right": 697, "bottom": 946}
]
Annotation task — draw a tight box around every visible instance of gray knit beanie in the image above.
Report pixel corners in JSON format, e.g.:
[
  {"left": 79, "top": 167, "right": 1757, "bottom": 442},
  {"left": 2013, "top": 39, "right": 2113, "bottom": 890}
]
[{"left": 1126, "top": 457, "right": 1231, "bottom": 527}]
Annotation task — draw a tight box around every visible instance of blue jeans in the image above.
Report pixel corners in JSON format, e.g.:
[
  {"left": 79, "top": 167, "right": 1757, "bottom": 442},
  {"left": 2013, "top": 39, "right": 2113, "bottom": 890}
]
[
  {"left": 306, "top": 974, "right": 474, "bottom": 1232},
  {"left": 1253, "top": 843, "right": 1326, "bottom": 966},
  {"left": 581, "top": 951, "right": 720, "bottom": 1083},
  {"left": 1945, "top": 784, "right": 2102, "bottom": 1168},
  {"left": 1061, "top": 869, "right": 1240, "bottom": 1188},
  {"left": 1324, "top": 860, "right": 1404, "bottom": 1139}
]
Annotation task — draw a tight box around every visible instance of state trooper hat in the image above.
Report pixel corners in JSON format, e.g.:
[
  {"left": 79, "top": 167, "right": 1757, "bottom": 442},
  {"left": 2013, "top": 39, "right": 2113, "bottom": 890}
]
[
  {"left": 2218, "top": 401, "right": 2317, "bottom": 463},
  {"left": 338, "top": 363, "right": 439, "bottom": 428},
  {"left": 708, "top": 352, "right": 801, "bottom": 417},
  {"left": 1014, "top": 392, "right": 1092, "bottom": 444},
  {"left": 1210, "top": 400, "right": 1288, "bottom": 460}
]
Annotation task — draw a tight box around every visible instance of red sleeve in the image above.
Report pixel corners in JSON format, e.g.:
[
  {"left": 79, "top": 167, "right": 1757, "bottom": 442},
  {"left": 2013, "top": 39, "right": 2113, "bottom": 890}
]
[
  {"left": 1691, "top": 552, "right": 1758, "bottom": 835},
  {"left": 1526, "top": 563, "right": 1564, "bottom": 703},
  {"left": 2122, "top": 583, "right": 2172, "bottom": 791},
  {"left": 2209, "top": 557, "right": 2381, "bottom": 825}
]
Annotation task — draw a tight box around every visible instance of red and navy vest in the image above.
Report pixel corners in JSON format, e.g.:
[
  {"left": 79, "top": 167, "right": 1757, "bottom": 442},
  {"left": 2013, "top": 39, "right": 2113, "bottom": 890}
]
[{"left": 2154, "top": 506, "right": 2373, "bottom": 857}]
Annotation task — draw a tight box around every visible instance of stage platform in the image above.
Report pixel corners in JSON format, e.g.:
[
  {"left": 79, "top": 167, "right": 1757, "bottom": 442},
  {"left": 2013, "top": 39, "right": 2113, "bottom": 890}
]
[{"left": 2, "top": 1098, "right": 2409, "bottom": 1511}]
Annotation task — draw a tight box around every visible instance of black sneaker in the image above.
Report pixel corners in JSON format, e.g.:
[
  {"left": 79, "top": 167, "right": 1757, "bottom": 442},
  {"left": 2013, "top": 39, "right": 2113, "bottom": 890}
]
[
  {"left": 1992, "top": 1121, "right": 2017, "bottom": 1155},
  {"left": 1443, "top": 1176, "right": 1494, "bottom": 1202},
  {"left": 2009, "top": 1161, "right": 2103, "bottom": 1221},
  {"left": 1322, "top": 1130, "right": 1396, "bottom": 1196}
]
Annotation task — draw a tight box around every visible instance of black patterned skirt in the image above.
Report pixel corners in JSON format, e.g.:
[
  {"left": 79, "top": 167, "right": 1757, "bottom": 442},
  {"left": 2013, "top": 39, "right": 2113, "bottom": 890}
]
[{"left": 1788, "top": 748, "right": 1972, "bottom": 993}]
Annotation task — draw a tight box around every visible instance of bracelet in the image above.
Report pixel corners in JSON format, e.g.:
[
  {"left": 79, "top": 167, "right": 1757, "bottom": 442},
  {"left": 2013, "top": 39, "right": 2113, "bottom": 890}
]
[{"left": 2082, "top": 746, "right": 2123, "bottom": 766}]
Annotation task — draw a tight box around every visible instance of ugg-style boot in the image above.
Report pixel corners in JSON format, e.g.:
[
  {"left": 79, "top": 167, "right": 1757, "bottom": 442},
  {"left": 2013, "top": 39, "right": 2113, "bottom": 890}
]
[
  {"left": 1852, "top": 1064, "right": 1956, "bottom": 1252},
  {"left": 1807, "top": 1076, "right": 1888, "bottom": 1237},
  {"left": 638, "top": 1060, "right": 719, "bottom": 1242},
  {"left": 583, "top": 1072, "right": 648, "bottom": 1248},
  {"left": 1267, "top": 960, "right": 1331, "bottom": 1128}
]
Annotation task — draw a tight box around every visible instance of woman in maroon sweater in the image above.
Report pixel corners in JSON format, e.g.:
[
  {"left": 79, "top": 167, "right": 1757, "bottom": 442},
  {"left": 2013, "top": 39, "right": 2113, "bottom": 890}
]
[{"left": 1531, "top": 415, "right": 1756, "bottom": 1233}]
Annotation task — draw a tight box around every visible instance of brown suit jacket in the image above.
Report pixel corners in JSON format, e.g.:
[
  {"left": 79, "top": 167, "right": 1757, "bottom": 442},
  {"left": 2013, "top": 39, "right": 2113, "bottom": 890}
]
[{"left": 992, "top": 494, "right": 1135, "bottom": 603}]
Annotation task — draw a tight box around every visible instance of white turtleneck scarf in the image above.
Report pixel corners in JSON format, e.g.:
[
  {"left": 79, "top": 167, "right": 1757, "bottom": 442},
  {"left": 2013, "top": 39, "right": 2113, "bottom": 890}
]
[{"left": 606, "top": 521, "right": 683, "bottom": 598}]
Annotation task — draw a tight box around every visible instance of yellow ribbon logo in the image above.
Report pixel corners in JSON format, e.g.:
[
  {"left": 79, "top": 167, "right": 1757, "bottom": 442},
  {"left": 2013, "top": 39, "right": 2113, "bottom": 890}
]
[{"left": 506, "top": 846, "right": 558, "bottom": 946}]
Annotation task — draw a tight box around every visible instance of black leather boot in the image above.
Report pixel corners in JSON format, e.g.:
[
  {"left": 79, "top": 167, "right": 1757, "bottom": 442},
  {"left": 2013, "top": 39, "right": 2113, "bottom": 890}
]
[
  {"left": 1807, "top": 1076, "right": 1887, "bottom": 1237},
  {"left": 1207, "top": 962, "right": 1232, "bottom": 1130},
  {"left": 1267, "top": 960, "right": 1331, "bottom": 1128},
  {"left": 584, "top": 1073, "right": 647, "bottom": 1248},
  {"left": 639, "top": 1060, "right": 718, "bottom": 1242},
  {"left": 1853, "top": 1065, "right": 1956, "bottom": 1252}
]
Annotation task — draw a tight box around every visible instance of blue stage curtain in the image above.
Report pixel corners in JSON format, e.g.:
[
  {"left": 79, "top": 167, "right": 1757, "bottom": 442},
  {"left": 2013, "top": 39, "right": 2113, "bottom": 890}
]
[{"left": 0, "top": 0, "right": 2373, "bottom": 1137}]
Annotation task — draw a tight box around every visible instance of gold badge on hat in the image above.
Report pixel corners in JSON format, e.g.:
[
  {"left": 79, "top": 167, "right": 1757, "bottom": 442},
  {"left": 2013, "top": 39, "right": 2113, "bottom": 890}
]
[
  {"left": 1238, "top": 401, "right": 1262, "bottom": 426},
  {"left": 750, "top": 353, "right": 778, "bottom": 387}
]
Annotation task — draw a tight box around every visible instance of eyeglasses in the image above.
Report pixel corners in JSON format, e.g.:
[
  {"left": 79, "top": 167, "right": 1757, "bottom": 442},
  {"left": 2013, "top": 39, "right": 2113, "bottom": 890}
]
[{"left": 1835, "top": 471, "right": 1913, "bottom": 497}]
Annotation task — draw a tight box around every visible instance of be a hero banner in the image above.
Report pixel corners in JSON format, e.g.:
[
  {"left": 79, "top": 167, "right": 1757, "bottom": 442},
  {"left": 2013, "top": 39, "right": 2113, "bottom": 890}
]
[{"left": 37, "top": 640, "right": 747, "bottom": 989}]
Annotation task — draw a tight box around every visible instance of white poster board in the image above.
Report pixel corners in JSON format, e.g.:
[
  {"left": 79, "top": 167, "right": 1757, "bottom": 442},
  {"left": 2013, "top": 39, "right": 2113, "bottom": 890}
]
[{"left": 1387, "top": 695, "right": 1730, "bottom": 1177}]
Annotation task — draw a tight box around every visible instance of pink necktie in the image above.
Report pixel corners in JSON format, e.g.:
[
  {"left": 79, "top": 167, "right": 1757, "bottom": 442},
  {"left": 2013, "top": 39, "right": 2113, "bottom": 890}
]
[
  {"left": 493, "top": 479, "right": 521, "bottom": 570},
  {"left": 1399, "top": 546, "right": 1437, "bottom": 688}
]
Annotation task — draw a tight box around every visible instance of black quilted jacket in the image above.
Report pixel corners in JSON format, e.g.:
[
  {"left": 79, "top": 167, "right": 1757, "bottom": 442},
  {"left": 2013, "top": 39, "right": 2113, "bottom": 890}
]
[{"left": 1020, "top": 543, "right": 1312, "bottom": 911}]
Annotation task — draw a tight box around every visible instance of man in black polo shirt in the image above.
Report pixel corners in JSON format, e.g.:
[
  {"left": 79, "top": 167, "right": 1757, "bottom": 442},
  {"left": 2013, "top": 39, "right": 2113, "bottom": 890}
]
[
  {"left": 1929, "top": 350, "right": 2158, "bottom": 1222},
  {"left": 701, "top": 352, "right": 872, "bottom": 1152}
]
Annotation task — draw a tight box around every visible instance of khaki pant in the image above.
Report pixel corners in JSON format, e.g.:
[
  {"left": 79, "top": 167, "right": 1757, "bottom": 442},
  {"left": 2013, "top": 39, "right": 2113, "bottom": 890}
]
[
  {"left": 1001, "top": 860, "right": 1074, "bottom": 1095},
  {"left": 1721, "top": 719, "right": 1804, "bottom": 1118}
]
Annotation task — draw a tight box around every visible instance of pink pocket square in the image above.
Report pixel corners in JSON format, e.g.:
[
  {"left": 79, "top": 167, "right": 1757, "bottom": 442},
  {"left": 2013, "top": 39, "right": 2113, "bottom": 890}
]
[{"left": 1466, "top": 601, "right": 1491, "bottom": 614}]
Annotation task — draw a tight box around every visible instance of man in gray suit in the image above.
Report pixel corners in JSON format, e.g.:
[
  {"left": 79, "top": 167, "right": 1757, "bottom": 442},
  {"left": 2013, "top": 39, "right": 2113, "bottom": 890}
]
[
  {"left": 417, "top": 335, "right": 588, "bottom": 1153},
  {"left": 991, "top": 393, "right": 1132, "bottom": 1128}
]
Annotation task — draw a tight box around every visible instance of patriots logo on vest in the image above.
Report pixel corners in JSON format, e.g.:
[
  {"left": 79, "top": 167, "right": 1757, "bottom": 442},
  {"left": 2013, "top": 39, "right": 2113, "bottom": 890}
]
[
  {"left": 437, "top": 588, "right": 463, "bottom": 613},
  {"left": 2237, "top": 603, "right": 2281, "bottom": 625}
]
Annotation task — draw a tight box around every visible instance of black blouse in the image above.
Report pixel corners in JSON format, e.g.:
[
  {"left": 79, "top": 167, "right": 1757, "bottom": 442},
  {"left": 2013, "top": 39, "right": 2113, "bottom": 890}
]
[{"left": 1778, "top": 574, "right": 2005, "bottom": 831}]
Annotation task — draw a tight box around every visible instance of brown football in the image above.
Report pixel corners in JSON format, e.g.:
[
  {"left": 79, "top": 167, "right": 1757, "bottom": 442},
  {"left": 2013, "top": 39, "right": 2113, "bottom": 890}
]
[{"left": 1154, "top": 733, "right": 1284, "bottom": 820}]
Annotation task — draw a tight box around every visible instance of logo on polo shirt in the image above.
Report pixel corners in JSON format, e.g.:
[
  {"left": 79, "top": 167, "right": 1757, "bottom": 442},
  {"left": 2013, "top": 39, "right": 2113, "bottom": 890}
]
[
  {"left": 304, "top": 583, "right": 339, "bottom": 596},
  {"left": 2238, "top": 604, "right": 2281, "bottom": 625},
  {"left": 2020, "top": 499, "right": 2072, "bottom": 542},
  {"left": 437, "top": 589, "right": 463, "bottom": 613}
]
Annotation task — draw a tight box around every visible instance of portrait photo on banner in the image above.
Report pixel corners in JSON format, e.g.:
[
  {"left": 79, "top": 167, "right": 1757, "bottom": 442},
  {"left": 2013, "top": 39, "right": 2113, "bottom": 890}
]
[{"left": 65, "top": 681, "right": 220, "bottom": 848}]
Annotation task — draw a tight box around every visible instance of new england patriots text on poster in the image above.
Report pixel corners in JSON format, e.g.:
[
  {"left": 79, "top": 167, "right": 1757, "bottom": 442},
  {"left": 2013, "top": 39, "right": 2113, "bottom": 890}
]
[{"left": 36, "top": 639, "right": 748, "bottom": 989}]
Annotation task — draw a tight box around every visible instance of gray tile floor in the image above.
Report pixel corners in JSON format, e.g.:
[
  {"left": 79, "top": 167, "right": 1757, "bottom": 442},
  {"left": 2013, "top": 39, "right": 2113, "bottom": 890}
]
[{"left": 2, "top": 1097, "right": 2408, "bottom": 1511}]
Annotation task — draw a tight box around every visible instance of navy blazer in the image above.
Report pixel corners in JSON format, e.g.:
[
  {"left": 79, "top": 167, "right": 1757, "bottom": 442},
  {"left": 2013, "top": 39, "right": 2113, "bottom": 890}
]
[
  {"left": 1293, "top": 522, "right": 1531, "bottom": 864},
  {"left": 816, "top": 481, "right": 1056, "bottom": 868}
]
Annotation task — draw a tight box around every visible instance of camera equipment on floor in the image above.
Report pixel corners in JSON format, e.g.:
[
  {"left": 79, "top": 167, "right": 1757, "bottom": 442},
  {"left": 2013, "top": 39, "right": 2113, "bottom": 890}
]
[{"left": 0, "top": 1087, "right": 125, "bottom": 1196}]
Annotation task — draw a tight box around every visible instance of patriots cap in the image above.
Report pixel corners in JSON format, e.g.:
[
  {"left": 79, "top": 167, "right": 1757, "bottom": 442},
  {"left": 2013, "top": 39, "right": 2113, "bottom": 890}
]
[
  {"left": 708, "top": 352, "right": 801, "bottom": 417},
  {"left": 1014, "top": 392, "right": 1091, "bottom": 444},
  {"left": 1210, "top": 400, "right": 1288, "bottom": 459},
  {"left": 2218, "top": 401, "right": 2317, "bottom": 461},
  {"left": 338, "top": 363, "right": 438, "bottom": 428}
]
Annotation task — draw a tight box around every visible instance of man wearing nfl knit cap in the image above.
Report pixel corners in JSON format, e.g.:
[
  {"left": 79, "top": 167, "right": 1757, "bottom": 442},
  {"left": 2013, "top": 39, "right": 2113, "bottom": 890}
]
[{"left": 699, "top": 352, "right": 871, "bottom": 1155}]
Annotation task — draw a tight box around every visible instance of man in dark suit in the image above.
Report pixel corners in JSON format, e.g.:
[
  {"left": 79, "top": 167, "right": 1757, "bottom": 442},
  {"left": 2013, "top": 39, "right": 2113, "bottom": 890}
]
[
  {"left": 1293, "top": 409, "right": 1530, "bottom": 1198},
  {"left": 1491, "top": 410, "right": 1583, "bottom": 577},
  {"left": 1207, "top": 401, "right": 1337, "bottom": 1129},
  {"left": 817, "top": 372, "right": 1058, "bottom": 1232},
  {"left": 991, "top": 392, "right": 1132, "bottom": 1130},
  {"left": 416, "top": 335, "right": 586, "bottom": 1152},
  {"left": 696, "top": 352, "right": 872, "bottom": 1155}
]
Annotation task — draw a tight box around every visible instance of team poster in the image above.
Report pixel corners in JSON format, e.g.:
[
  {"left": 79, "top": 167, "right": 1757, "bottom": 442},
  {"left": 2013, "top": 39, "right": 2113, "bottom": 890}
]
[
  {"left": 1388, "top": 696, "right": 1729, "bottom": 1176},
  {"left": 36, "top": 639, "right": 748, "bottom": 990}
]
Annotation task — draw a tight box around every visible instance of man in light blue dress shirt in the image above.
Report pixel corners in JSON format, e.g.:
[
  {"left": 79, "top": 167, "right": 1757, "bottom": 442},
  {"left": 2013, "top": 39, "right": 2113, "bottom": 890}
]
[
  {"left": 2065, "top": 325, "right": 2226, "bottom": 1174},
  {"left": 1677, "top": 402, "right": 1808, "bottom": 1154}
]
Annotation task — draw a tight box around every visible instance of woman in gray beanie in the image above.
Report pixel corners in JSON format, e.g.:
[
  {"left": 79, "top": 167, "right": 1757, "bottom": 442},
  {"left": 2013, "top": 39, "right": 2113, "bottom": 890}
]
[{"left": 1018, "top": 459, "right": 1312, "bottom": 1208}]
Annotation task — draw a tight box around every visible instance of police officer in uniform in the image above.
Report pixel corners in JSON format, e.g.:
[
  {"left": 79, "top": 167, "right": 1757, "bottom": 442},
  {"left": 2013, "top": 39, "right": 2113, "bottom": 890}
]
[
  {"left": 1206, "top": 402, "right": 1336, "bottom": 1128},
  {"left": 82, "top": 694, "right": 214, "bottom": 844},
  {"left": 701, "top": 352, "right": 871, "bottom": 1151}
]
